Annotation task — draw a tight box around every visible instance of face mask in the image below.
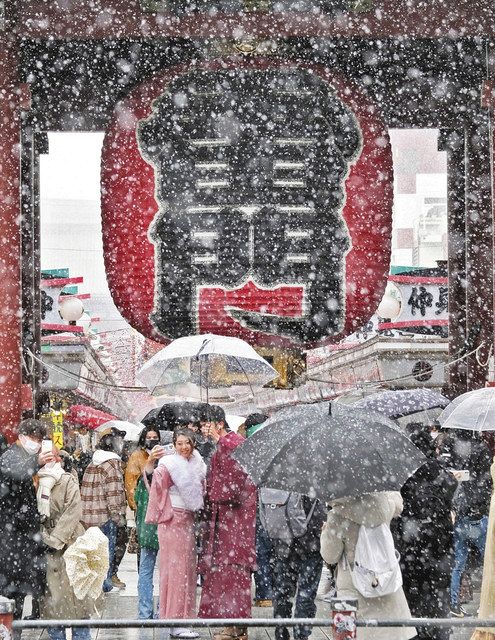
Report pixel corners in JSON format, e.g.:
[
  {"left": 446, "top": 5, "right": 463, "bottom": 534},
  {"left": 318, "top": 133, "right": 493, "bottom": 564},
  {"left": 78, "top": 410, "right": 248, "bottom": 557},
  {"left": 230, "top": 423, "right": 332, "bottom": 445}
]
[
  {"left": 113, "top": 438, "right": 124, "bottom": 455},
  {"left": 19, "top": 434, "right": 41, "bottom": 455},
  {"left": 145, "top": 439, "right": 159, "bottom": 451}
]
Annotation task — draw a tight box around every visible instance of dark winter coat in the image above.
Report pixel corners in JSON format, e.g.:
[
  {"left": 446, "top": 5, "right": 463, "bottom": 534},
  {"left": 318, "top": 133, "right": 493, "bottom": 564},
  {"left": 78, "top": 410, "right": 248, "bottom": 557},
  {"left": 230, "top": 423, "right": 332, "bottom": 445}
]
[
  {"left": 392, "top": 457, "right": 457, "bottom": 639},
  {"left": 0, "top": 443, "right": 47, "bottom": 599},
  {"left": 198, "top": 431, "right": 257, "bottom": 573},
  {"left": 441, "top": 435, "right": 492, "bottom": 520}
]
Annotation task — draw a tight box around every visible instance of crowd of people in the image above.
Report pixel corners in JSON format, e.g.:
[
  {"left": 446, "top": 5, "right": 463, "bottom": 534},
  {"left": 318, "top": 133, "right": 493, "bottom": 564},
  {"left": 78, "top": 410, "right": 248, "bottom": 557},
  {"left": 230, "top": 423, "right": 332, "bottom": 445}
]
[{"left": 0, "top": 405, "right": 494, "bottom": 640}]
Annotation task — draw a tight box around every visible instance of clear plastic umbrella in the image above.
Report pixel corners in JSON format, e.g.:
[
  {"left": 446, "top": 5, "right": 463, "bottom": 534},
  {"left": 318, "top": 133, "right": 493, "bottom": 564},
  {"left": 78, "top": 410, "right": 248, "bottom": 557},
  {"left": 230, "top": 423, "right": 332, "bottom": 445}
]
[
  {"left": 438, "top": 387, "right": 495, "bottom": 432},
  {"left": 137, "top": 333, "right": 277, "bottom": 398}
]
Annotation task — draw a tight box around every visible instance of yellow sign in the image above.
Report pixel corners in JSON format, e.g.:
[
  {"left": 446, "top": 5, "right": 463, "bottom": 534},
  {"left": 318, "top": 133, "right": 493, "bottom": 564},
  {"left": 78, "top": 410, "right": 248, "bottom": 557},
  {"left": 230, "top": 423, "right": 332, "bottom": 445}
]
[{"left": 50, "top": 410, "right": 64, "bottom": 449}]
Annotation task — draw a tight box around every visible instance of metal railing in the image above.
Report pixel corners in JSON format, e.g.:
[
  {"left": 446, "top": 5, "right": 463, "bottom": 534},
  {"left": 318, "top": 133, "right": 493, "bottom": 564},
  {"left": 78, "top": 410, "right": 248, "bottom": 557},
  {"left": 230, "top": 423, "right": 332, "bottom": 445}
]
[
  {"left": 0, "top": 595, "right": 488, "bottom": 639},
  {"left": 12, "top": 616, "right": 495, "bottom": 629}
]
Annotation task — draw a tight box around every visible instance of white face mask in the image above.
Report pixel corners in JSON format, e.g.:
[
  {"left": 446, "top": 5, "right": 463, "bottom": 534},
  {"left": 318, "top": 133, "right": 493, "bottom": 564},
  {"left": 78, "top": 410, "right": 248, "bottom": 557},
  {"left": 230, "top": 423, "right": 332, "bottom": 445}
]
[
  {"left": 114, "top": 438, "right": 124, "bottom": 456},
  {"left": 19, "top": 434, "right": 41, "bottom": 455}
]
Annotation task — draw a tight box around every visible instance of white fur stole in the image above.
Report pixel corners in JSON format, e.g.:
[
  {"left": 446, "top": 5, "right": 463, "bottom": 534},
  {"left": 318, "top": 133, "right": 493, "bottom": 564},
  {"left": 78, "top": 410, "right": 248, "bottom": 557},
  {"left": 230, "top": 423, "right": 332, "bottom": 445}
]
[{"left": 159, "top": 449, "right": 206, "bottom": 511}]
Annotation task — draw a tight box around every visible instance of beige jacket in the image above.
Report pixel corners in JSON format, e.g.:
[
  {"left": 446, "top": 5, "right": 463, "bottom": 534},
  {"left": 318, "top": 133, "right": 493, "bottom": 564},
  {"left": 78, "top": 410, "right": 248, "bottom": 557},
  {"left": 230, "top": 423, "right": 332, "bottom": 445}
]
[
  {"left": 320, "top": 491, "right": 416, "bottom": 640},
  {"left": 40, "top": 473, "right": 95, "bottom": 620}
]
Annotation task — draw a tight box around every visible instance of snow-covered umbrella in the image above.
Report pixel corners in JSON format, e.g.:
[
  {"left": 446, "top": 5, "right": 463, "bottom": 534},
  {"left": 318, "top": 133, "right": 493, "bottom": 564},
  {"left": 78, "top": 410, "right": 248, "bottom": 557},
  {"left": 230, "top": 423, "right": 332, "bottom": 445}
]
[
  {"left": 438, "top": 388, "right": 495, "bottom": 432},
  {"left": 232, "top": 403, "right": 426, "bottom": 502},
  {"left": 137, "top": 333, "right": 277, "bottom": 398},
  {"left": 63, "top": 526, "right": 109, "bottom": 600},
  {"left": 351, "top": 388, "right": 449, "bottom": 420}
]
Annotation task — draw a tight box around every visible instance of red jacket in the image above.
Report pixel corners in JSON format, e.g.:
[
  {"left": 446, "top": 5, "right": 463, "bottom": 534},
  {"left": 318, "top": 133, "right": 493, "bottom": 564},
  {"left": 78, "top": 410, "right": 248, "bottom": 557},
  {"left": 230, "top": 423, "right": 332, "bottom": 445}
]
[{"left": 199, "top": 431, "right": 257, "bottom": 573}]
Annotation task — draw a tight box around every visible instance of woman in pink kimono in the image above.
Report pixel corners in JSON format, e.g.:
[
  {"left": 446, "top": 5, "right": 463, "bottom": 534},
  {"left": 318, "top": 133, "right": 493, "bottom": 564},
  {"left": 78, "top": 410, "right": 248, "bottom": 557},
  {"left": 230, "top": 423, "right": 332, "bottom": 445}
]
[{"left": 146, "top": 429, "right": 207, "bottom": 639}]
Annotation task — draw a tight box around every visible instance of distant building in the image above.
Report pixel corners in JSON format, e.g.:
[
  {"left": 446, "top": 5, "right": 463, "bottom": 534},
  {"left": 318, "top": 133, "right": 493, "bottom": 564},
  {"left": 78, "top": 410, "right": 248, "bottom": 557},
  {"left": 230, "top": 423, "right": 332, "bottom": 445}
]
[{"left": 392, "top": 173, "right": 447, "bottom": 267}]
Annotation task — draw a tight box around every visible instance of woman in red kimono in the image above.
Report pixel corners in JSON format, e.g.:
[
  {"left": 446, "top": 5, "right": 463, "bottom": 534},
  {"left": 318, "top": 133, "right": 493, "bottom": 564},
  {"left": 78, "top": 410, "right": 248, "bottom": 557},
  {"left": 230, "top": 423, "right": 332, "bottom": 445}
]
[{"left": 198, "top": 407, "right": 257, "bottom": 640}]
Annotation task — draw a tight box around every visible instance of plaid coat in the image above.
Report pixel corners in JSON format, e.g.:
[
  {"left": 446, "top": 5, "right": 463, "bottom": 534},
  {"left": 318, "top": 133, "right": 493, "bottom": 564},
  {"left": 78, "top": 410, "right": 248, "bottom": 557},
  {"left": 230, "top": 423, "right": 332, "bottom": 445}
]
[{"left": 80, "top": 454, "right": 126, "bottom": 528}]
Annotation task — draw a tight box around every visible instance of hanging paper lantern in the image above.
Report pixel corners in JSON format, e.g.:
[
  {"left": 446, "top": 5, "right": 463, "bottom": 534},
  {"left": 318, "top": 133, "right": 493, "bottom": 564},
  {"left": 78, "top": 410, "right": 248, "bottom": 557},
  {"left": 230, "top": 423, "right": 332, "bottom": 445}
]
[{"left": 101, "top": 58, "right": 393, "bottom": 349}]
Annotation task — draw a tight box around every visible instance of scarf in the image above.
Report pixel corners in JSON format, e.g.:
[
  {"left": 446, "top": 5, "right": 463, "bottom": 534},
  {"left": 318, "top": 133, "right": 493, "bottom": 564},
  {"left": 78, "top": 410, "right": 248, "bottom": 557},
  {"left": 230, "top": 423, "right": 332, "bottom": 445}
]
[
  {"left": 159, "top": 449, "right": 207, "bottom": 511},
  {"left": 37, "top": 462, "right": 65, "bottom": 519}
]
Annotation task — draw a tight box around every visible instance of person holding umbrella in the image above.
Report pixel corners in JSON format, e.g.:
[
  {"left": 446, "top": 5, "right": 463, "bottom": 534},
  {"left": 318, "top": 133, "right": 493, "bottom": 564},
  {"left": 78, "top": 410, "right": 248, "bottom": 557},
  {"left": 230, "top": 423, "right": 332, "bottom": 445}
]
[
  {"left": 392, "top": 423, "right": 457, "bottom": 640},
  {"left": 442, "top": 429, "right": 492, "bottom": 617},
  {"left": 198, "top": 406, "right": 257, "bottom": 640},
  {"left": 39, "top": 448, "right": 94, "bottom": 640}
]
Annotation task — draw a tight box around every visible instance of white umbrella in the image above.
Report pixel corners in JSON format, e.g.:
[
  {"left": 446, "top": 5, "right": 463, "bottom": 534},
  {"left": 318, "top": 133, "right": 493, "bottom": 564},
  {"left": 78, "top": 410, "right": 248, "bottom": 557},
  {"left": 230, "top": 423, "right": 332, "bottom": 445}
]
[
  {"left": 438, "top": 387, "right": 495, "bottom": 432},
  {"left": 137, "top": 333, "right": 277, "bottom": 398},
  {"left": 63, "top": 526, "right": 109, "bottom": 600},
  {"left": 225, "top": 414, "right": 246, "bottom": 432},
  {"left": 94, "top": 420, "right": 144, "bottom": 441}
]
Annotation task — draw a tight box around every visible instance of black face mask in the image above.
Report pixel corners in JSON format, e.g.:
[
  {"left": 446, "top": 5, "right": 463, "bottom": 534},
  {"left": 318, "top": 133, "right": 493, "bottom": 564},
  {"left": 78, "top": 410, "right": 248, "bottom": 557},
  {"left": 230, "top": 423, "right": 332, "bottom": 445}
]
[{"left": 145, "top": 439, "right": 160, "bottom": 450}]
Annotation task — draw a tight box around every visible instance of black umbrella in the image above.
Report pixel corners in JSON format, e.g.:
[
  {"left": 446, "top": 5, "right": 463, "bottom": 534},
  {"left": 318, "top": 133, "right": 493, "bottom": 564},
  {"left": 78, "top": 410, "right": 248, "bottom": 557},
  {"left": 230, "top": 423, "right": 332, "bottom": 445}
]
[
  {"left": 156, "top": 402, "right": 205, "bottom": 431},
  {"left": 232, "top": 403, "right": 426, "bottom": 502},
  {"left": 141, "top": 408, "right": 160, "bottom": 428}
]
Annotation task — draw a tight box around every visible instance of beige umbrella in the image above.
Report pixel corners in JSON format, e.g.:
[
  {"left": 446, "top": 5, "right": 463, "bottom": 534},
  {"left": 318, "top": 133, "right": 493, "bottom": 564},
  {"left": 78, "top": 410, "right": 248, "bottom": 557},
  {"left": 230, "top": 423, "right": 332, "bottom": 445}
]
[{"left": 63, "top": 526, "right": 109, "bottom": 600}]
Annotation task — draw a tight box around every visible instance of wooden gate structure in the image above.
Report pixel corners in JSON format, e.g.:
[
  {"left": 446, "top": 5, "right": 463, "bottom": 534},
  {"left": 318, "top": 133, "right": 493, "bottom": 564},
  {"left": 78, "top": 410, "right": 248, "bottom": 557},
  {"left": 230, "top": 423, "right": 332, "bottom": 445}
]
[{"left": 0, "top": 0, "right": 494, "bottom": 436}]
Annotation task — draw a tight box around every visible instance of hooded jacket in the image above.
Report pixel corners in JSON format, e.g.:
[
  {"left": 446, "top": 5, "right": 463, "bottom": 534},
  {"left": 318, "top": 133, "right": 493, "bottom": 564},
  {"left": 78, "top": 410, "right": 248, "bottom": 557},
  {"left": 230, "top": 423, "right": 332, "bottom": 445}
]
[
  {"left": 80, "top": 450, "right": 126, "bottom": 528},
  {"left": 321, "top": 491, "right": 416, "bottom": 640}
]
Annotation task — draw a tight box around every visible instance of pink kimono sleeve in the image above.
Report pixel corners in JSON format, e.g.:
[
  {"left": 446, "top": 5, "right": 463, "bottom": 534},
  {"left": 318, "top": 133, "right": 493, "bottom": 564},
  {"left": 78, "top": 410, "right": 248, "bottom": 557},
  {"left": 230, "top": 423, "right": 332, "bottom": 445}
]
[{"left": 145, "top": 465, "right": 173, "bottom": 524}]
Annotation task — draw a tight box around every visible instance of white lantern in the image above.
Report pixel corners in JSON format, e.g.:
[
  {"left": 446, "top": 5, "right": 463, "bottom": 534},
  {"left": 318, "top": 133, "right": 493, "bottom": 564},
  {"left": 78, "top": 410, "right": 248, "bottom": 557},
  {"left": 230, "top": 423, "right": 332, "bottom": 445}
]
[
  {"left": 377, "top": 294, "right": 401, "bottom": 320},
  {"left": 59, "top": 297, "right": 84, "bottom": 322}
]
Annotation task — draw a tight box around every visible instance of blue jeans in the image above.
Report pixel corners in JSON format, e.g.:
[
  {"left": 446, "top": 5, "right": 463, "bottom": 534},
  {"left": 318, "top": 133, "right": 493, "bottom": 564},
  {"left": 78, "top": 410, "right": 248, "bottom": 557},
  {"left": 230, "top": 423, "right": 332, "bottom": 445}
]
[
  {"left": 450, "top": 515, "right": 488, "bottom": 606},
  {"left": 138, "top": 547, "right": 158, "bottom": 619},
  {"left": 47, "top": 627, "right": 91, "bottom": 640},
  {"left": 100, "top": 519, "right": 118, "bottom": 593},
  {"left": 254, "top": 517, "right": 273, "bottom": 600},
  {"left": 272, "top": 542, "right": 323, "bottom": 640}
]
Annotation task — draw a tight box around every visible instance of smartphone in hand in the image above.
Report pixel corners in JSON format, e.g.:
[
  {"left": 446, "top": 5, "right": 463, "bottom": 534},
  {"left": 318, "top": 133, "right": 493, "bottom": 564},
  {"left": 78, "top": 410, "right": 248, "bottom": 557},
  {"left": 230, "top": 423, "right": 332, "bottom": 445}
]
[{"left": 41, "top": 439, "right": 53, "bottom": 454}]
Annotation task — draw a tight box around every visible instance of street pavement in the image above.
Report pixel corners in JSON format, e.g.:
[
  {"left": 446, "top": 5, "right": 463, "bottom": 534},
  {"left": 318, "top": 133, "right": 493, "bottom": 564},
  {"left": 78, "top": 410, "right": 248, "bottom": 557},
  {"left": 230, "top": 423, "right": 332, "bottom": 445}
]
[{"left": 20, "top": 553, "right": 480, "bottom": 640}]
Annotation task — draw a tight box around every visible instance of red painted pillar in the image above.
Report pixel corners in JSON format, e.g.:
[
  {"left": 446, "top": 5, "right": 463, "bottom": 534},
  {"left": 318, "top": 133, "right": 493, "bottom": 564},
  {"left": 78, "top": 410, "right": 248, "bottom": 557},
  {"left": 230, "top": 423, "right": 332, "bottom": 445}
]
[
  {"left": 482, "top": 48, "right": 495, "bottom": 387},
  {"left": 0, "top": 27, "right": 23, "bottom": 440}
]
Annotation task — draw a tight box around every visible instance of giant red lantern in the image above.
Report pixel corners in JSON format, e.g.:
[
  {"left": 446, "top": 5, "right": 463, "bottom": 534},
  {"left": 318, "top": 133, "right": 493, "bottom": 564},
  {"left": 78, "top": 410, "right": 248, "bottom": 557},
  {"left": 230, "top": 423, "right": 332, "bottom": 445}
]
[{"left": 101, "top": 58, "right": 393, "bottom": 349}]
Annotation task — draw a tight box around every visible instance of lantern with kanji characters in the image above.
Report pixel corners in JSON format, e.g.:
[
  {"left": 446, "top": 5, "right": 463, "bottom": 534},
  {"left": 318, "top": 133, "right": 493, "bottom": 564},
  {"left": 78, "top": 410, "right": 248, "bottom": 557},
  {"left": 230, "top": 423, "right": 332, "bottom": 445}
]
[{"left": 101, "top": 59, "right": 393, "bottom": 349}]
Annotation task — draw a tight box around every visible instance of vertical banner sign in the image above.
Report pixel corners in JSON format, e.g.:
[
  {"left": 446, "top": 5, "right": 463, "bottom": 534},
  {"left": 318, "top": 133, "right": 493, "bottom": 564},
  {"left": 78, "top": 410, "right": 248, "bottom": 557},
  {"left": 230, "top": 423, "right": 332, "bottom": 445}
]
[
  {"left": 50, "top": 409, "right": 64, "bottom": 449},
  {"left": 101, "top": 59, "right": 394, "bottom": 349}
]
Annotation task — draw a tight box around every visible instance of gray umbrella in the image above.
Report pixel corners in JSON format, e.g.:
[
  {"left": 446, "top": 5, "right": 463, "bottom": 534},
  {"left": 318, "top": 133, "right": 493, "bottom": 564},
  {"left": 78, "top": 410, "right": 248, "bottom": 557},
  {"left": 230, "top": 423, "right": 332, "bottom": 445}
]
[
  {"left": 232, "top": 403, "right": 426, "bottom": 502},
  {"left": 351, "top": 388, "right": 449, "bottom": 420}
]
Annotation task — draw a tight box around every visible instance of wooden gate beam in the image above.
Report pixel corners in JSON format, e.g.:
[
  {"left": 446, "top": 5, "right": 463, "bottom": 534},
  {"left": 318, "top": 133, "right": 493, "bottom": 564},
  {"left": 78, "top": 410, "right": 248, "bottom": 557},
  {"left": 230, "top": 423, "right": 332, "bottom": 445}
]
[{"left": 14, "top": 0, "right": 495, "bottom": 40}]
